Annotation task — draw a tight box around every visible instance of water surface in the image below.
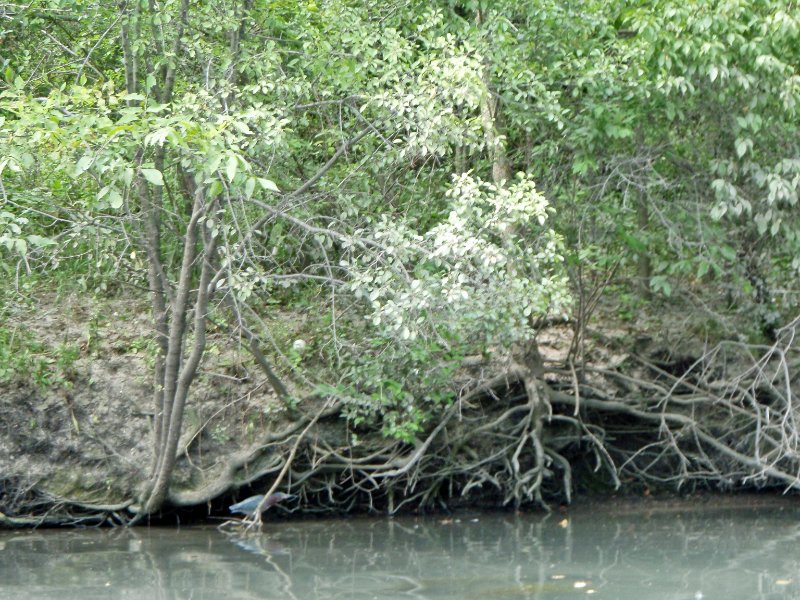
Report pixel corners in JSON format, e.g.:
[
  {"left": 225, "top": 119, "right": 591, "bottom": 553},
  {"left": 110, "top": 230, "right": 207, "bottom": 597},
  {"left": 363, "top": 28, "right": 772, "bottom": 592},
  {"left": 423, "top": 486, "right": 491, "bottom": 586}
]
[{"left": 2, "top": 503, "right": 799, "bottom": 599}]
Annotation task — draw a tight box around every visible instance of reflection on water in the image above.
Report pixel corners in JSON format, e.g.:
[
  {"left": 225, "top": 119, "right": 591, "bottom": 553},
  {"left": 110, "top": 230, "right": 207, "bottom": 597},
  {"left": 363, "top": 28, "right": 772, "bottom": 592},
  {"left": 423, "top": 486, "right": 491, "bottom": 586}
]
[{"left": 1, "top": 505, "right": 800, "bottom": 599}]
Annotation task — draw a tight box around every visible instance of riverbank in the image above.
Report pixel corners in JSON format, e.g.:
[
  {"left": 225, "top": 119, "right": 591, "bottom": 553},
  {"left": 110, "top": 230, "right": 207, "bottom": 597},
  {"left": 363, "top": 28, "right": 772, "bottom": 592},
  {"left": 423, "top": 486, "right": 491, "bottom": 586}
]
[{"left": 2, "top": 284, "right": 798, "bottom": 528}]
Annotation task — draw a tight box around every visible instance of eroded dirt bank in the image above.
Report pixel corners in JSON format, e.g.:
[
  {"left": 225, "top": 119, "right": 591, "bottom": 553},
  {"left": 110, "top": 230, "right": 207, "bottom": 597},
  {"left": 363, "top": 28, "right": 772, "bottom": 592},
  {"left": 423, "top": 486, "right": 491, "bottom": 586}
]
[
  {"left": 1, "top": 292, "right": 297, "bottom": 524},
  {"left": 3, "top": 290, "right": 799, "bottom": 527}
]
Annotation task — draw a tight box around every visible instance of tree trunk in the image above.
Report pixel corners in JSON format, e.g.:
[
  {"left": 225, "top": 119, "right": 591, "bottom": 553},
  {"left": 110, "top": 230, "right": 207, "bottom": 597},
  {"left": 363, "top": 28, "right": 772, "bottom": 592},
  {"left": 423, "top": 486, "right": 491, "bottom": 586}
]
[
  {"left": 480, "top": 70, "right": 510, "bottom": 186},
  {"left": 637, "top": 193, "right": 652, "bottom": 299},
  {"left": 139, "top": 181, "right": 218, "bottom": 516},
  {"left": 476, "top": 10, "right": 509, "bottom": 186}
]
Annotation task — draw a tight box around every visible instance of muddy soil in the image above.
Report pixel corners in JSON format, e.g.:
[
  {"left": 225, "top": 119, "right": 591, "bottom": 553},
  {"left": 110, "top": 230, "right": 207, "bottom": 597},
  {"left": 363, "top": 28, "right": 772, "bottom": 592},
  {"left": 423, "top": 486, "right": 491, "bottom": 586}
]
[{"left": 0, "top": 291, "right": 286, "bottom": 517}]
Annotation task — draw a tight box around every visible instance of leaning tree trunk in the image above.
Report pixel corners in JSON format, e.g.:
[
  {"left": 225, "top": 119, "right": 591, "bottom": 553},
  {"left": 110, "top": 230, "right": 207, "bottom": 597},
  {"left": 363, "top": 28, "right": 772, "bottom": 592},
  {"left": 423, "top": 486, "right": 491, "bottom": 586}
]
[
  {"left": 119, "top": 0, "right": 222, "bottom": 519},
  {"left": 139, "top": 182, "right": 218, "bottom": 516}
]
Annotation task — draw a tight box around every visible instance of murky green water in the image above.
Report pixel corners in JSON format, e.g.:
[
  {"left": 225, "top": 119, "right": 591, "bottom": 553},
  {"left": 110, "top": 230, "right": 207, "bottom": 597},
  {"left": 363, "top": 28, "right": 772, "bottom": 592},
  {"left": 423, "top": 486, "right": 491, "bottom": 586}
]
[{"left": 1, "top": 504, "right": 799, "bottom": 599}]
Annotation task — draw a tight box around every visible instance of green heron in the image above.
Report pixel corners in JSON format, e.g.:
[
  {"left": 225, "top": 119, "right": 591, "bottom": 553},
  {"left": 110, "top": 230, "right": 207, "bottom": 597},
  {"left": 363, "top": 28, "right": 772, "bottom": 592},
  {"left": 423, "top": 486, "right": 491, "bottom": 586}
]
[{"left": 228, "top": 492, "right": 296, "bottom": 516}]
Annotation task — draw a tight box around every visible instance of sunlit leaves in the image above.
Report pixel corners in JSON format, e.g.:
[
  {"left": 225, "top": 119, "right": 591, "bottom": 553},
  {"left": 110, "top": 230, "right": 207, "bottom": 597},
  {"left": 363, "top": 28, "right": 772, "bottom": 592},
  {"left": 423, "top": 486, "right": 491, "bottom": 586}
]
[
  {"left": 225, "top": 154, "right": 238, "bottom": 182},
  {"left": 3, "top": 0, "right": 798, "bottom": 443},
  {"left": 0, "top": 211, "right": 54, "bottom": 257},
  {"left": 636, "top": 0, "right": 800, "bottom": 244},
  {"left": 348, "top": 173, "right": 569, "bottom": 348},
  {"left": 97, "top": 185, "right": 124, "bottom": 209},
  {"left": 258, "top": 178, "right": 279, "bottom": 193},
  {"left": 140, "top": 168, "right": 164, "bottom": 186}
]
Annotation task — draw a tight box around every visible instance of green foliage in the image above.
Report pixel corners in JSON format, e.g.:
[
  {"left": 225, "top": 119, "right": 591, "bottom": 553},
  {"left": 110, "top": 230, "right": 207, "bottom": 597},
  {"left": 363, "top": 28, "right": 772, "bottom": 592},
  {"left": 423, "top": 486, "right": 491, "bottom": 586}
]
[
  {"left": 349, "top": 172, "right": 570, "bottom": 345},
  {"left": 322, "top": 171, "right": 570, "bottom": 439},
  {"left": 316, "top": 336, "right": 463, "bottom": 443},
  {"left": 1, "top": 0, "right": 797, "bottom": 445},
  {"left": 0, "top": 324, "right": 80, "bottom": 389}
]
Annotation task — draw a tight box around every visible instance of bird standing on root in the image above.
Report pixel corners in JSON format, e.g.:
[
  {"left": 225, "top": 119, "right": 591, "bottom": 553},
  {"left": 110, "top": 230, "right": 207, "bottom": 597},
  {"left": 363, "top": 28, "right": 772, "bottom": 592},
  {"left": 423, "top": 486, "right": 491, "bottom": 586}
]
[{"left": 229, "top": 492, "right": 296, "bottom": 516}]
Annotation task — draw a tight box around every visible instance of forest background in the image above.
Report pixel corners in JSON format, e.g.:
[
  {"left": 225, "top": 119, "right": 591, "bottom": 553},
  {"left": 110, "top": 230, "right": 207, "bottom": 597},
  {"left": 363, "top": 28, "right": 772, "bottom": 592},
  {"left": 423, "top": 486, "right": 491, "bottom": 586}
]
[{"left": 1, "top": 0, "right": 799, "bottom": 525}]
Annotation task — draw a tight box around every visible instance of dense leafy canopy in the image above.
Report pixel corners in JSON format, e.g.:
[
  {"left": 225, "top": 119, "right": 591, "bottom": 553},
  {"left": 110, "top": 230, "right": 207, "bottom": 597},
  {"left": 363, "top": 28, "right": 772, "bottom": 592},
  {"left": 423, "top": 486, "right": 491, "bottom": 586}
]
[
  {"left": 3, "top": 0, "right": 799, "bottom": 402},
  {"left": 1, "top": 0, "right": 799, "bottom": 513}
]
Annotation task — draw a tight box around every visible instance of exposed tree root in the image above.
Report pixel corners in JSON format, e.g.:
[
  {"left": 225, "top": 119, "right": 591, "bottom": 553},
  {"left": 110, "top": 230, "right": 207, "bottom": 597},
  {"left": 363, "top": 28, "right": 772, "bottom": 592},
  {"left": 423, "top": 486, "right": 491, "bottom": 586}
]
[
  {"left": 4, "top": 317, "right": 800, "bottom": 526},
  {"left": 197, "top": 315, "right": 800, "bottom": 515}
]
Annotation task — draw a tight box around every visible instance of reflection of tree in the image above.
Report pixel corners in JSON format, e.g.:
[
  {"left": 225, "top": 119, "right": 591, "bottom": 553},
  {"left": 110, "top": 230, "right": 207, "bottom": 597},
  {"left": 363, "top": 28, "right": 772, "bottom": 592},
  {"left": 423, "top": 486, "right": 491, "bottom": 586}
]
[
  {"left": 2, "top": 511, "right": 800, "bottom": 598},
  {"left": 0, "top": 528, "right": 287, "bottom": 600},
  {"left": 565, "top": 509, "right": 800, "bottom": 599}
]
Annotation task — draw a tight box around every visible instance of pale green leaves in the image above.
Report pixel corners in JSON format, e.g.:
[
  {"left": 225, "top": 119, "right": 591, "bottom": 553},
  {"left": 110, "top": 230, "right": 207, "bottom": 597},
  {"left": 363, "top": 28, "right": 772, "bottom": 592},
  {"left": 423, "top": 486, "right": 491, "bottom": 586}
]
[
  {"left": 1, "top": 237, "right": 27, "bottom": 255},
  {"left": 347, "top": 173, "right": 569, "bottom": 349},
  {"left": 226, "top": 165, "right": 278, "bottom": 199},
  {"left": 109, "top": 191, "right": 124, "bottom": 210},
  {"left": 707, "top": 64, "right": 731, "bottom": 83},
  {"left": 735, "top": 137, "right": 753, "bottom": 158},
  {"left": 97, "top": 185, "right": 124, "bottom": 209},
  {"left": 754, "top": 210, "right": 782, "bottom": 236},
  {"left": 226, "top": 154, "right": 238, "bottom": 182},
  {"left": 26, "top": 234, "right": 56, "bottom": 248},
  {"left": 144, "top": 127, "right": 175, "bottom": 147},
  {"left": 245, "top": 177, "right": 256, "bottom": 199},
  {"left": 258, "top": 178, "right": 279, "bottom": 193},
  {"left": 209, "top": 149, "right": 278, "bottom": 196},
  {"left": 0, "top": 156, "right": 20, "bottom": 175},
  {"left": 0, "top": 211, "right": 54, "bottom": 257},
  {"left": 141, "top": 168, "right": 164, "bottom": 186},
  {"left": 650, "top": 275, "right": 672, "bottom": 297},
  {"left": 736, "top": 113, "right": 763, "bottom": 133},
  {"left": 74, "top": 154, "right": 93, "bottom": 177}
]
